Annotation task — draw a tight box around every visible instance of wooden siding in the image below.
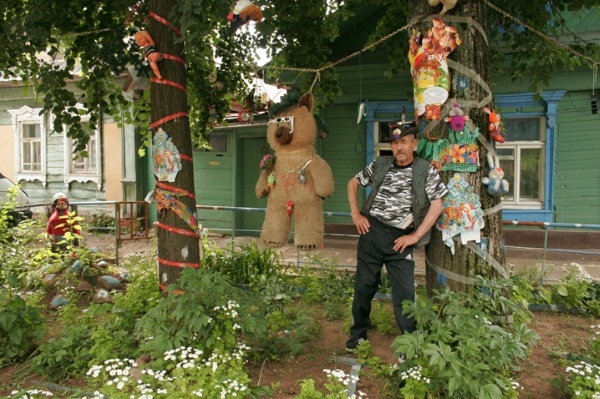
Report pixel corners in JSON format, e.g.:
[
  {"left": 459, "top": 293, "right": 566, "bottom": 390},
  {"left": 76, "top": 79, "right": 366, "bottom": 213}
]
[{"left": 553, "top": 91, "right": 600, "bottom": 223}]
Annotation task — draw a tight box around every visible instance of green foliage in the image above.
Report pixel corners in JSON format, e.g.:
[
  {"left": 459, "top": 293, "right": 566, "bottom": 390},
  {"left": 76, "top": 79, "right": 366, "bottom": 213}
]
[
  {"left": 134, "top": 267, "right": 268, "bottom": 361},
  {"left": 293, "top": 369, "right": 367, "bottom": 399},
  {"left": 0, "top": 293, "right": 45, "bottom": 364},
  {"left": 202, "top": 241, "right": 286, "bottom": 287},
  {"left": 87, "top": 256, "right": 162, "bottom": 364},
  {"left": 32, "top": 322, "right": 94, "bottom": 380},
  {"left": 387, "top": 277, "right": 539, "bottom": 399},
  {"left": 370, "top": 300, "right": 398, "bottom": 335},
  {"left": 295, "top": 259, "right": 354, "bottom": 321},
  {"left": 548, "top": 265, "right": 600, "bottom": 316}
]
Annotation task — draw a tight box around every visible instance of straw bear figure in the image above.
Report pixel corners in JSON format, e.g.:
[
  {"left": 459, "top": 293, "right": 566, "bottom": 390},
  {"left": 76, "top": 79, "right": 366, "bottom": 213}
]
[{"left": 256, "top": 92, "right": 334, "bottom": 250}]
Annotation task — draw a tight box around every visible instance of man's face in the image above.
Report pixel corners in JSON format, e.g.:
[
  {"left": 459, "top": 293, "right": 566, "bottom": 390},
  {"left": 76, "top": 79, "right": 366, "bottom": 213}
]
[
  {"left": 55, "top": 200, "right": 68, "bottom": 210},
  {"left": 390, "top": 135, "right": 418, "bottom": 166}
]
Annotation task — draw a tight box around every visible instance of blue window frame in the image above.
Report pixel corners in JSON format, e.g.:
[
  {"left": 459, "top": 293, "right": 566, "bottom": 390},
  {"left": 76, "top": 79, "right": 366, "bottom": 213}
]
[{"left": 361, "top": 92, "right": 566, "bottom": 223}]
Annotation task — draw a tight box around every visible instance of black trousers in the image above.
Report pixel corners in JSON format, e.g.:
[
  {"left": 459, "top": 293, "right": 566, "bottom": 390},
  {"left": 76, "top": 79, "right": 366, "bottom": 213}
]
[{"left": 349, "top": 215, "right": 416, "bottom": 341}]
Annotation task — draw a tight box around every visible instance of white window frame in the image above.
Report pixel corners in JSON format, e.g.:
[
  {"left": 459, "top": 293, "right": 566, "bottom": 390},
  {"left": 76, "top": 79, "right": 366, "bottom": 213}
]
[
  {"left": 8, "top": 106, "right": 48, "bottom": 187},
  {"left": 63, "top": 112, "right": 102, "bottom": 189},
  {"left": 497, "top": 139, "right": 546, "bottom": 209}
]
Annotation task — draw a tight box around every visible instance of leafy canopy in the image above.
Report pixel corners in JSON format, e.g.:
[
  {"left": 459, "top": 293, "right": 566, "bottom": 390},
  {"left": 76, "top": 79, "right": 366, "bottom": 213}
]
[{"left": 0, "top": 0, "right": 597, "bottom": 153}]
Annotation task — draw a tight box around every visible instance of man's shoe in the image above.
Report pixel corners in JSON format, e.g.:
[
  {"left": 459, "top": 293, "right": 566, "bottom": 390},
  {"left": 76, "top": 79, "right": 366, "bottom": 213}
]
[{"left": 345, "top": 338, "right": 366, "bottom": 353}]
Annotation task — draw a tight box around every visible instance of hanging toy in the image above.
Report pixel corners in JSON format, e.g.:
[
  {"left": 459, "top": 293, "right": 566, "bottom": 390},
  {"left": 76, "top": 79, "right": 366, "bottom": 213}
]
[
  {"left": 227, "top": 0, "right": 263, "bottom": 34},
  {"left": 481, "top": 153, "right": 509, "bottom": 196},
  {"left": 444, "top": 101, "right": 469, "bottom": 132},
  {"left": 299, "top": 169, "right": 307, "bottom": 184},
  {"left": 286, "top": 200, "right": 294, "bottom": 217},
  {"left": 134, "top": 31, "right": 163, "bottom": 80},
  {"left": 267, "top": 172, "right": 276, "bottom": 189},
  {"left": 483, "top": 107, "right": 505, "bottom": 143},
  {"left": 428, "top": 0, "right": 458, "bottom": 15}
]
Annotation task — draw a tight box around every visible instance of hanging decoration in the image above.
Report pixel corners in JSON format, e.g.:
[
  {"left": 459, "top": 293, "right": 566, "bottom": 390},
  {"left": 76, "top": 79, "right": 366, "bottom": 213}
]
[
  {"left": 154, "top": 188, "right": 199, "bottom": 234},
  {"left": 255, "top": 91, "right": 334, "bottom": 250},
  {"left": 134, "top": 31, "right": 163, "bottom": 80},
  {"left": 436, "top": 173, "right": 485, "bottom": 254},
  {"left": 227, "top": 0, "right": 263, "bottom": 34},
  {"left": 427, "top": 0, "right": 458, "bottom": 15},
  {"left": 408, "top": 17, "right": 461, "bottom": 121},
  {"left": 483, "top": 107, "right": 505, "bottom": 143},
  {"left": 481, "top": 153, "right": 509, "bottom": 196},
  {"left": 152, "top": 128, "right": 182, "bottom": 182},
  {"left": 435, "top": 125, "right": 479, "bottom": 172}
]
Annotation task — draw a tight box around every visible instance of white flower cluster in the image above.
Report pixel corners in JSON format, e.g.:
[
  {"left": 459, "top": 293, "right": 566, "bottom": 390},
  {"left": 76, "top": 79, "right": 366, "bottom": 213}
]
[
  {"left": 213, "top": 300, "right": 240, "bottom": 319},
  {"left": 570, "top": 263, "right": 594, "bottom": 282},
  {"left": 218, "top": 378, "right": 249, "bottom": 398},
  {"left": 10, "top": 389, "right": 54, "bottom": 398},
  {"left": 164, "top": 346, "right": 204, "bottom": 369},
  {"left": 399, "top": 365, "right": 431, "bottom": 384},
  {"left": 324, "top": 368, "right": 359, "bottom": 386},
  {"left": 510, "top": 379, "right": 523, "bottom": 391},
  {"left": 591, "top": 325, "right": 600, "bottom": 336},
  {"left": 322, "top": 369, "right": 368, "bottom": 398},
  {"left": 566, "top": 361, "right": 600, "bottom": 388},
  {"left": 87, "top": 358, "right": 137, "bottom": 379}
]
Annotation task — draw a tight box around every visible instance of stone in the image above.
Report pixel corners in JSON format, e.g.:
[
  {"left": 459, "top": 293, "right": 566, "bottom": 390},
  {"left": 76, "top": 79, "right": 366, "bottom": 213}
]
[
  {"left": 92, "top": 289, "right": 113, "bottom": 304},
  {"left": 76, "top": 281, "right": 93, "bottom": 292},
  {"left": 71, "top": 260, "right": 84, "bottom": 272},
  {"left": 49, "top": 296, "right": 69, "bottom": 309},
  {"left": 97, "top": 275, "right": 122, "bottom": 290},
  {"left": 43, "top": 274, "right": 57, "bottom": 288}
]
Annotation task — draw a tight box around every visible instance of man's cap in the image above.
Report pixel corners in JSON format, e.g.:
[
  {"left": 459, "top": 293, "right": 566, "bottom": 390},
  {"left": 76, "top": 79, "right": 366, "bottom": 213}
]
[{"left": 388, "top": 121, "right": 419, "bottom": 141}]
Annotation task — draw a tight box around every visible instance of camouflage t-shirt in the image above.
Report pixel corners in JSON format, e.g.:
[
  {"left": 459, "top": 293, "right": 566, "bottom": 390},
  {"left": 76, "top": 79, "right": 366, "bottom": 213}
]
[{"left": 356, "top": 161, "right": 448, "bottom": 229}]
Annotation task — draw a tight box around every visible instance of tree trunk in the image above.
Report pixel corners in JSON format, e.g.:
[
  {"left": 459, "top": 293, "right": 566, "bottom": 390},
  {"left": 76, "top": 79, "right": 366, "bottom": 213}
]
[
  {"left": 149, "top": 0, "right": 201, "bottom": 290},
  {"left": 407, "top": 0, "right": 507, "bottom": 294}
]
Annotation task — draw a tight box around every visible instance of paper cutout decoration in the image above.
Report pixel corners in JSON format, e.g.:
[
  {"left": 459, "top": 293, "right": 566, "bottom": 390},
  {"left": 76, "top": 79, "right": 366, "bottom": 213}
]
[
  {"left": 408, "top": 17, "right": 461, "bottom": 121},
  {"left": 436, "top": 173, "right": 484, "bottom": 254},
  {"left": 155, "top": 188, "right": 199, "bottom": 234},
  {"left": 153, "top": 128, "right": 182, "bottom": 182},
  {"left": 436, "top": 125, "right": 480, "bottom": 172}
]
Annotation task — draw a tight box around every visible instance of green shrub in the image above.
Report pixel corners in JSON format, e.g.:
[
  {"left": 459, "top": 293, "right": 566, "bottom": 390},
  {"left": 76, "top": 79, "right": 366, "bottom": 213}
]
[
  {"left": 388, "top": 277, "right": 539, "bottom": 399},
  {"left": 0, "top": 293, "right": 45, "bottom": 364},
  {"left": 135, "top": 267, "right": 268, "bottom": 362}
]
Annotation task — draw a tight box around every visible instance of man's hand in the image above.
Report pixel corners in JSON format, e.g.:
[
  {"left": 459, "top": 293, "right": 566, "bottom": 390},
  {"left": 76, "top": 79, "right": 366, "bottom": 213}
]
[
  {"left": 352, "top": 213, "right": 370, "bottom": 235},
  {"left": 393, "top": 233, "right": 419, "bottom": 253}
]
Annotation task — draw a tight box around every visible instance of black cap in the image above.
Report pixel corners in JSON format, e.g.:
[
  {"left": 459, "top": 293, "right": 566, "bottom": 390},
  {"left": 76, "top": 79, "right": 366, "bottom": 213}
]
[{"left": 388, "top": 121, "right": 419, "bottom": 141}]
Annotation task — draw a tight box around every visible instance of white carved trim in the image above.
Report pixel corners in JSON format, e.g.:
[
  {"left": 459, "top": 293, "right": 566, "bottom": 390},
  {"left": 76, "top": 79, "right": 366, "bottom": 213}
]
[
  {"left": 7, "top": 106, "right": 47, "bottom": 186},
  {"left": 62, "top": 106, "right": 103, "bottom": 190}
]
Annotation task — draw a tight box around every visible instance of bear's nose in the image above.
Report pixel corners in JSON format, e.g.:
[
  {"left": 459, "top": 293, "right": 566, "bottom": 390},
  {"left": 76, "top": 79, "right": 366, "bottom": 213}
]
[{"left": 275, "top": 126, "right": 293, "bottom": 145}]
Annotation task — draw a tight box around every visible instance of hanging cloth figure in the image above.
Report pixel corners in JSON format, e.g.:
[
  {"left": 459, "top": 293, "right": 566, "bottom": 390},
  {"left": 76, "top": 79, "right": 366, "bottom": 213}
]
[{"left": 435, "top": 173, "right": 484, "bottom": 254}]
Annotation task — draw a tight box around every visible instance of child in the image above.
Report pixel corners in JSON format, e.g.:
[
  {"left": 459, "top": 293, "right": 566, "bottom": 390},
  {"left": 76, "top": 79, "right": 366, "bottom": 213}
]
[{"left": 46, "top": 192, "right": 80, "bottom": 251}]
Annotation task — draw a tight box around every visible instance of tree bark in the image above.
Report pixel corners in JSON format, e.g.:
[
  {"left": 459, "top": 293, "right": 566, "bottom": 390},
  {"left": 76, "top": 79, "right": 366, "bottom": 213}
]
[
  {"left": 407, "top": 0, "right": 507, "bottom": 294},
  {"left": 150, "top": 0, "right": 201, "bottom": 290}
]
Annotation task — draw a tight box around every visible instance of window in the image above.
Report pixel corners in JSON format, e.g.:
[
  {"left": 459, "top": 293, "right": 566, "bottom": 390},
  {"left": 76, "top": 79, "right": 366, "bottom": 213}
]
[
  {"left": 496, "top": 91, "right": 566, "bottom": 222},
  {"left": 496, "top": 117, "right": 546, "bottom": 208},
  {"left": 63, "top": 119, "right": 102, "bottom": 189},
  {"left": 69, "top": 133, "right": 98, "bottom": 173},
  {"left": 8, "top": 106, "right": 47, "bottom": 186}
]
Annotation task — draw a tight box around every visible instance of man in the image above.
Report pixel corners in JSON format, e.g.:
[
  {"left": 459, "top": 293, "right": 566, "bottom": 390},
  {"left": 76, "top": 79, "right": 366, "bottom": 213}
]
[{"left": 345, "top": 121, "right": 448, "bottom": 353}]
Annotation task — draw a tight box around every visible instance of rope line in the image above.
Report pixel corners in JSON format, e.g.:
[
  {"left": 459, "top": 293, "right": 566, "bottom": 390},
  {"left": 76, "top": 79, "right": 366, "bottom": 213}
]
[
  {"left": 150, "top": 10, "right": 182, "bottom": 36},
  {"left": 151, "top": 77, "right": 187, "bottom": 92},
  {"left": 150, "top": 111, "right": 189, "bottom": 129},
  {"left": 155, "top": 221, "right": 200, "bottom": 238},
  {"left": 155, "top": 181, "right": 196, "bottom": 199},
  {"left": 483, "top": 0, "right": 599, "bottom": 66},
  {"left": 158, "top": 257, "right": 201, "bottom": 268}
]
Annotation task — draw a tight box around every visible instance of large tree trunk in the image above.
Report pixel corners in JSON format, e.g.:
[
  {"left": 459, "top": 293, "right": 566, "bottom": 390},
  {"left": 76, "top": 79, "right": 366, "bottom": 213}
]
[
  {"left": 407, "top": 0, "right": 507, "bottom": 294},
  {"left": 150, "top": 0, "right": 201, "bottom": 290}
]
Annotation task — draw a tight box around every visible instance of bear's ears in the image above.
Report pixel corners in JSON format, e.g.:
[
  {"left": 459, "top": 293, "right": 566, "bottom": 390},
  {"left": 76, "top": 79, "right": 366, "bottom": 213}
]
[{"left": 298, "top": 92, "right": 313, "bottom": 113}]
